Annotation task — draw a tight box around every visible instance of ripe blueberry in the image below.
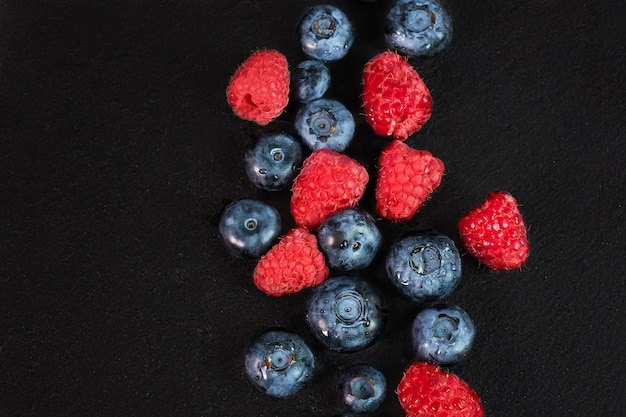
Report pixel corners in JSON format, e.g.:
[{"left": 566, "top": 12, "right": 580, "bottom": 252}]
[
  {"left": 297, "top": 4, "right": 355, "bottom": 61},
  {"left": 386, "top": 230, "right": 462, "bottom": 303},
  {"left": 295, "top": 98, "right": 355, "bottom": 152},
  {"left": 411, "top": 303, "right": 475, "bottom": 366},
  {"left": 385, "top": 0, "right": 453, "bottom": 58},
  {"left": 218, "top": 198, "right": 281, "bottom": 258},
  {"left": 244, "top": 328, "right": 315, "bottom": 398},
  {"left": 317, "top": 208, "right": 382, "bottom": 271},
  {"left": 306, "top": 275, "right": 388, "bottom": 353},
  {"left": 337, "top": 364, "right": 387, "bottom": 413},
  {"left": 243, "top": 132, "right": 304, "bottom": 191},
  {"left": 291, "top": 60, "right": 331, "bottom": 103}
]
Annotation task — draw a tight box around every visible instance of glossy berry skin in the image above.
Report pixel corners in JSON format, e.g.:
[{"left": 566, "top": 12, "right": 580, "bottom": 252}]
[
  {"left": 397, "top": 362, "right": 483, "bottom": 417},
  {"left": 243, "top": 132, "right": 304, "bottom": 191},
  {"left": 317, "top": 208, "right": 382, "bottom": 271},
  {"left": 292, "top": 60, "right": 331, "bottom": 103},
  {"left": 458, "top": 191, "right": 530, "bottom": 272},
  {"left": 244, "top": 328, "right": 315, "bottom": 398},
  {"left": 297, "top": 4, "right": 355, "bottom": 61},
  {"left": 306, "top": 275, "right": 388, "bottom": 352},
  {"left": 291, "top": 149, "right": 369, "bottom": 231},
  {"left": 337, "top": 364, "right": 387, "bottom": 414},
  {"left": 226, "top": 50, "right": 290, "bottom": 125},
  {"left": 385, "top": 0, "right": 453, "bottom": 58},
  {"left": 254, "top": 227, "right": 329, "bottom": 296},
  {"left": 362, "top": 51, "right": 432, "bottom": 140},
  {"left": 295, "top": 98, "right": 355, "bottom": 153},
  {"left": 411, "top": 303, "right": 475, "bottom": 366},
  {"left": 386, "top": 231, "right": 461, "bottom": 303},
  {"left": 219, "top": 198, "right": 281, "bottom": 259}
]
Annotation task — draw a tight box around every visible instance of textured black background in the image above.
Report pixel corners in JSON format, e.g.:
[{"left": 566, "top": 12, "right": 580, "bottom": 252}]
[{"left": 1, "top": 1, "right": 625, "bottom": 416}]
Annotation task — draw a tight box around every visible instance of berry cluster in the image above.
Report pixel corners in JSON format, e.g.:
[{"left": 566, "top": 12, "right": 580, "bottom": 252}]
[{"left": 220, "top": 1, "right": 530, "bottom": 415}]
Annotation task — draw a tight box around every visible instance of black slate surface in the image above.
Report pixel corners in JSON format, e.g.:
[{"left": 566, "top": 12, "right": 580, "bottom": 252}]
[{"left": 1, "top": 1, "right": 625, "bottom": 416}]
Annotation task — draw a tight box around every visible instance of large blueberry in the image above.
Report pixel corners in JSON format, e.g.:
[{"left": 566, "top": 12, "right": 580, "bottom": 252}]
[
  {"left": 244, "top": 328, "right": 315, "bottom": 398},
  {"left": 317, "top": 208, "right": 382, "bottom": 271},
  {"left": 218, "top": 198, "right": 281, "bottom": 258},
  {"left": 243, "top": 132, "right": 304, "bottom": 191},
  {"left": 295, "top": 98, "right": 355, "bottom": 152},
  {"left": 306, "top": 275, "right": 388, "bottom": 353},
  {"left": 292, "top": 60, "right": 331, "bottom": 103},
  {"left": 385, "top": 0, "right": 453, "bottom": 58},
  {"left": 337, "top": 364, "right": 387, "bottom": 413},
  {"left": 297, "top": 4, "right": 355, "bottom": 61},
  {"left": 386, "top": 230, "right": 461, "bottom": 303},
  {"left": 411, "top": 303, "right": 475, "bottom": 366}
]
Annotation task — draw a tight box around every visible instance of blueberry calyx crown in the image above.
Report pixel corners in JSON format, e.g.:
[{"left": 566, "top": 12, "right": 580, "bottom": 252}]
[
  {"left": 349, "top": 376, "right": 376, "bottom": 400},
  {"left": 403, "top": 5, "right": 437, "bottom": 33},
  {"left": 433, "top": 313, "right": 459, "bottom": 340},
  {"left": 333, "top": 289, "right": 368, "bottom": 326},
  {"left": 312, "top": 14, "right": 338, "bottom": 39},
  {"left": 307, "top": 108, "right": 337, "bottom": 141},
  {"left": 409, "top": 243, "right": 442, "bottom": 275},
  {"left": 265, "top": 345, "right": 296, "bottom": 371}
]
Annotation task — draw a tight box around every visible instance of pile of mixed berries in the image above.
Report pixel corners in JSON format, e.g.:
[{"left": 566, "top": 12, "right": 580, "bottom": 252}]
[{"left": 220, "top": 1, "right": 530, "bottom": 416}]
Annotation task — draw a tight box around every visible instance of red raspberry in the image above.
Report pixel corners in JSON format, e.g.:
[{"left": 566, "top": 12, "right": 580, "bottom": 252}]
[
  {"left": 458, "top": 191, "right": 530, "bottom": 272},
  {"left": 397, "top": 362, "right": 484, "bottom": 417},
  {"left": 291, "top": 149, "right": 369, "bottom": 231},
  {"left": 253, "top": 227, "right": 329, "bottom": 296},
  {"left": 226, "top": 49, "right": 290, "bottom": 125},
  {"left": 375, "top": 140, "right": 444, "bottom": 222},
  {"left": 362, "top": 51, "right": 432, "bottom": 140}
]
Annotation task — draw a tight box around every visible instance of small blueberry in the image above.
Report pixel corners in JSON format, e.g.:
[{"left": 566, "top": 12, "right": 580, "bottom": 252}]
[
  {"left": 385, "top": 0, "right": 453, "bottom": 58},
  {"left": 295, "top": 98, "right": 355, "bottom": 152},
  {"left": 411, "top": 303, "right": 475, "bottom": 366},
  {"left": 218, "top": 198, "right": 281, "bottom": 258},
  {"left": 297, "top": 4, "right": 355, "bottom": 61}
]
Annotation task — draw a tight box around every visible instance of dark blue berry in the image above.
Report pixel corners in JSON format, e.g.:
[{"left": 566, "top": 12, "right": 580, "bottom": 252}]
[
  {"left": 411, "top": 303, "right": 475, "bottom": 366},
  {"left": 244, "top": 328, "right": 315, "bottom": 398},
  {"left": 218, "top": 198, "right": 281, "bottom": 258},
  {"left": 385, "top": 0, "right": 453, "bottom": 58},
  {"left": 297, "top": 4, "right": 355, "bottom": 61},
  {"left": 292, "top": 60, "right": 331, "bottom": 103},
  {"left": 243, "top": 132, "right": 304, "bottom": 191},
  {"left": 386, "top": 230, "right": 461, "bottom": 303},
  {"left": 295, "top": 98, "right": 355, "bottom": 152},
  {"left": 337, "top": 364, "right": 387, "bottom": 413},
  {"left": 306, "top": 275, "right": 388, "bottom": 353},
  {"left": 317, "top": 208, "right": 382, "bottom": 271}
]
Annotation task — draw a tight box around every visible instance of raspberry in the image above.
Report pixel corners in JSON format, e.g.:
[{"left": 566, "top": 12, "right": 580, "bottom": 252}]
[
  {"left": 397, "top": 362, "right": 484, "bottom": 417},
  {"left": 362, "top": 51, "right": 432, "bottom": 140},
  {"left": 375, "top": 140, "right": 444, "bottom": 222},
  {"left": 290, "top": 149, "right": 369, "bottom": 230},
  {"left": 253, "top": 227, "right": 329, "bottom": 296},
  {"left": 226, "top": 49, "right": 290, "bottom": 125},
  {"left": 458, "top": 191, "right": 530, "bottom": 272}
]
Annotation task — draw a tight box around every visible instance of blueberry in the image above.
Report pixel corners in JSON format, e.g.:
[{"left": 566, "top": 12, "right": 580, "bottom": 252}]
[
  {"left": 243, "top": 132, "right": 304, "bottom": 191},
  {"left": 218, "top": 198, "right": 281, "bottom": 258},
  {"left": 337, "top": 364, "right": 387, "bottom": 413},
  {"left": 244, "top": 328, "right": 315, "bottom": 398},
  {"left": 386, "top": 230, "right": 461, "bottom": 303},
  {"left": 297, "top": 4, "right": 355, "bottom": 61},
  {"left": 385, "top": 0, "right": 453, "bottom": 58},
  {"left": 306, "top": 275, "right": 388, "bottom": 353},
  {"left": 292, "top": 60, "right": 331, "bottom": 103},
  {"left": 317, "top": 208, "right": 382, "bottom": 271},
  {"left": 295, "top": 98, "right": 355, "bottom": 152},
  {"left": 411, "top": 303, "right": 475, "bottom": 366}
]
